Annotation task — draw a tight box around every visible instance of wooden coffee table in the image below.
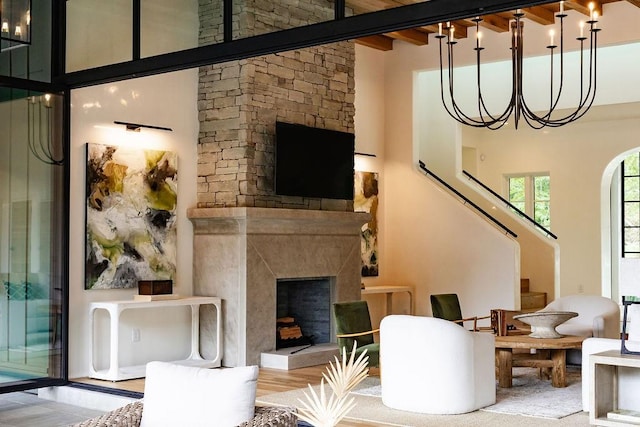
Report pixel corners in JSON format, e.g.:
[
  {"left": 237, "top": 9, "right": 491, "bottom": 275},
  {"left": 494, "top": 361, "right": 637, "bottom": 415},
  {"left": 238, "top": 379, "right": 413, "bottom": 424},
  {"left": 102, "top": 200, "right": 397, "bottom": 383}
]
[{"left": 494, "top": 334, "right": 585, "bottom": 388}]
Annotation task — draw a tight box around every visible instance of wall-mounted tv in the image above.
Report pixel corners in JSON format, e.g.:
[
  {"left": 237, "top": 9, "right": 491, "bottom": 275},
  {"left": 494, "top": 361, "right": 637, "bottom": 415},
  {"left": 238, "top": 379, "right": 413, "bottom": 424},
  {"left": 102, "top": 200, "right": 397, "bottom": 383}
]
[{"left": 275, "top": 121, "right": 355, "bottom": 200}]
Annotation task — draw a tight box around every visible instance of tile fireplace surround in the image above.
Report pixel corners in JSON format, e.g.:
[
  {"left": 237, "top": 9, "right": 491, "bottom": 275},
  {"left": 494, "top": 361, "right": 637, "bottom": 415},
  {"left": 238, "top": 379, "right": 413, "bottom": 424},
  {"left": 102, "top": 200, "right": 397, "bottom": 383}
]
[{"left": 188, "top": 207, "right": 370, "bottom": 367}]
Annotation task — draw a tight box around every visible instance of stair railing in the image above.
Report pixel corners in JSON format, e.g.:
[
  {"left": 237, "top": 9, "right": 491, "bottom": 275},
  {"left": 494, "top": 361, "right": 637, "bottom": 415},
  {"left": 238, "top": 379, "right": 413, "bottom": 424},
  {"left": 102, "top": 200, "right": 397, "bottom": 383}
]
[{"left": 418, "top": 161, "right": 517, "bottom": 238}]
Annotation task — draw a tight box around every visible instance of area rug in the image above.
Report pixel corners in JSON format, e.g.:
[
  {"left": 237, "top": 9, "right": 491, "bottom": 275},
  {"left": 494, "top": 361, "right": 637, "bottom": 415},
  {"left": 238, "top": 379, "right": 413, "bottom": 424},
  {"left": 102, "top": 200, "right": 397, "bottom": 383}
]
[
  {"left": 481, "top": 366, "right": 582, "bottom": 419},
  {"left": 257, "top": 367, "right": 587, "bottom": 427}
]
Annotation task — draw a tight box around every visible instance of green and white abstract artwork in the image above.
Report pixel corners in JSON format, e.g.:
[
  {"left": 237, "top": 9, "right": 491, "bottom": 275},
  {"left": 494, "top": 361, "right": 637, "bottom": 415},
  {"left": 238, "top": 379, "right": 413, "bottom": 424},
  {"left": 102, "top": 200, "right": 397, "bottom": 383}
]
[
  {"left": 85, "top": 143, "right": 177, "bottom": 290},
  {"left": 355, "top": 171, "right": 379, "bottom": 277}
]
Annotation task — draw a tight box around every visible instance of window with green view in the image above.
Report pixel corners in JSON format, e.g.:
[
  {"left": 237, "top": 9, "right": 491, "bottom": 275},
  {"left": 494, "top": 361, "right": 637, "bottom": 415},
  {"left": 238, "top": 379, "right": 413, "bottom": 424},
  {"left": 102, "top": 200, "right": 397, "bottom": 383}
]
[{"left": 507, "top": 174, "right": 551, "bottom": 230}]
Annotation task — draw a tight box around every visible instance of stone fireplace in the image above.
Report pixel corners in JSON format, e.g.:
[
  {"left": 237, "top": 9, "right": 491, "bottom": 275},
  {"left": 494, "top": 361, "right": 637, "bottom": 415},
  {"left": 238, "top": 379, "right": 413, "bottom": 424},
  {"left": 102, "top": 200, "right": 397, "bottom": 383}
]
[
  {"left": 191, "top": 0, "right": 360, "bottom": 368},
  {"left": 188, "top": 207, "right": 368, "bottom": 367}
]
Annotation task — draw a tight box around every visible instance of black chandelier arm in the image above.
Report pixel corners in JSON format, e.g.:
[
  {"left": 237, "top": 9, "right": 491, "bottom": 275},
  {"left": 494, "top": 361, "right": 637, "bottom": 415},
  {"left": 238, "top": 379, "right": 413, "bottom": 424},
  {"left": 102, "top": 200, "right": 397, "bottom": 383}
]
[
  {"left": 544, "top": 14, "right": 568, "bottom": 119},
  {"left": 473, "top": 20, "right": 515, "bottom": 127},
  {"left": 517, "top": 20, "right": 599, "bottom": 128},
  {"left": 475, "top": 47, "right": 516, "bottom": 126},
  {"left": 27, "top": 98, "right": 64, "bottom": 166},
  {"left": 520, "top": 27, "right": 598, "bottom": 127},
  {"left": 439, "top": 36, "right": 496, "bottom": 127},
  {"left": 440, "top": 31, "right": 513, "bottom": 129}
]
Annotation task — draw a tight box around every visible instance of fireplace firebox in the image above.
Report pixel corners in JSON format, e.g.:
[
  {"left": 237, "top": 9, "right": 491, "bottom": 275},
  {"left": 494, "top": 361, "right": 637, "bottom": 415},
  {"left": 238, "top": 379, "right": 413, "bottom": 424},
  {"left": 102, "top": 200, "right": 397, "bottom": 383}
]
[{"left": 276, "top": 277, "right": 334, "bottom": 349}]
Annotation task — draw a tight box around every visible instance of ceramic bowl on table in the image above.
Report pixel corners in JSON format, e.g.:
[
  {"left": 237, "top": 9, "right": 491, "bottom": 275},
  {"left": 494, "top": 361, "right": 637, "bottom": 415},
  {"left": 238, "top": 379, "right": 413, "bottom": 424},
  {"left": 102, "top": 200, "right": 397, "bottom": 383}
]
[{"left": 512, "top": 311, "right": 578, "bottom": 338}]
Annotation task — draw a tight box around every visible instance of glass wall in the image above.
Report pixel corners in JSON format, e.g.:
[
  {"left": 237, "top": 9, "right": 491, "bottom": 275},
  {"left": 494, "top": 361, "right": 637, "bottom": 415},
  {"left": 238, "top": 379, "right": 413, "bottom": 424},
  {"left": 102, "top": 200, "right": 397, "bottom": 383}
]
[
  {"left": 66, "top": 0, "right": 346, "bottom": 70},
  {"left": 0, "top": 88, "right": 64, "bottom": 385},
  {"left": 0, "top": 0, "right": 52, "bottom": 81}
]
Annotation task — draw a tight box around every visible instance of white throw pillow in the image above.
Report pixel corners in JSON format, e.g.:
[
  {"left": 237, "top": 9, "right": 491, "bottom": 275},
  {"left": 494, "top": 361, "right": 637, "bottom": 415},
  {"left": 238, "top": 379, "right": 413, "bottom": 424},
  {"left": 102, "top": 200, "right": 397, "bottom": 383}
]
[{"left": 140, "top": 362, "right": 258, "bottom": 427}]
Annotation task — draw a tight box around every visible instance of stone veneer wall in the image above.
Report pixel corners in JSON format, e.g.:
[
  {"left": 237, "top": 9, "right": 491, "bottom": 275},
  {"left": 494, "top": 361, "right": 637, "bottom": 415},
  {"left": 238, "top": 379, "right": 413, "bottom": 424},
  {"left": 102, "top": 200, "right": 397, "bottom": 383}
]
[{"left": 197, "top": 0, "right": 355, "bottom": 211}]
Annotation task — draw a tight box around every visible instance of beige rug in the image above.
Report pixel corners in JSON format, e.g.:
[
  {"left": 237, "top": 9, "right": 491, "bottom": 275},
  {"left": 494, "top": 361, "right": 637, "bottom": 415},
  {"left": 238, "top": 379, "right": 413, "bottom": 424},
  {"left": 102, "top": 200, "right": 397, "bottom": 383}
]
[{"left": 257, "top": 368, "right": 590, "bottom": 426}]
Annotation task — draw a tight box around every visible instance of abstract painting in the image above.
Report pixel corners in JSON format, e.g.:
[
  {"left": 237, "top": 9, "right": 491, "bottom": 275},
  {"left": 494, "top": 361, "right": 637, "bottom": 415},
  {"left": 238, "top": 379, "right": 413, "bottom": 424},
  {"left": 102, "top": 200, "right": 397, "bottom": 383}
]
[
  {"left": 85, "top": 143, "right": 178, "bottom": 290},
  {"left": 354, "top": 171, "right": 379, "bottom": 277}
]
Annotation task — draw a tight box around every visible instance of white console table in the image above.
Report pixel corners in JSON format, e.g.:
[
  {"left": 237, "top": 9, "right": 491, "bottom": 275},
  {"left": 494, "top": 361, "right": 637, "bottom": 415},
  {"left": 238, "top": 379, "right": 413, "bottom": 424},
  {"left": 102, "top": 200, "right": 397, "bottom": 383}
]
[
  {"left": 361, "top": 285, "right": 414, "bottom": 315},
  {"left": 89, "top": 296, "right": 222, "bottom": 381}
]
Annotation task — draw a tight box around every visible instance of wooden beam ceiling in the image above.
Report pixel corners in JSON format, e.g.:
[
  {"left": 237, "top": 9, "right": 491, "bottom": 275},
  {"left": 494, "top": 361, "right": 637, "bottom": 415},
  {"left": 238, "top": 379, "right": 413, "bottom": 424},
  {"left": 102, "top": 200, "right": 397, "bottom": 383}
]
[{"left": 353, "top": 0, "right": 638, "bottom": 51}]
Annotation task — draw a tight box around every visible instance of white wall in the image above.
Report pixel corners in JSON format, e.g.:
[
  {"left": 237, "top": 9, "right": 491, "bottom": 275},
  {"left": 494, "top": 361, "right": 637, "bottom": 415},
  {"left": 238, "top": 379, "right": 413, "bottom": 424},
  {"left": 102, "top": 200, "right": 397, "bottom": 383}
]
[
  {"left": 469, "top": 109, "right": 640, "bottom": 296},
  {"left": 354, "top": 45, "right": 394, "bottom": 325},
  {"left": 69, "top": 70, "right": 199, "bottom": 378},
  {"left": 354, "top": 44, "right": 520, "bottom": 321}
]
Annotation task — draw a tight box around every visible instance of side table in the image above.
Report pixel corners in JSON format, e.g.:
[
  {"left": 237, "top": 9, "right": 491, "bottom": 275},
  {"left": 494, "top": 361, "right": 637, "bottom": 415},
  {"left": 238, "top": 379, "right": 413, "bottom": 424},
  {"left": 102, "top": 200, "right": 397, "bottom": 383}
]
[
  {"left": 89, "top": 296, "right": 222, "bottom": 381},
  {"left": 590, "top": 350, "right": 640, "bottom": 426}
]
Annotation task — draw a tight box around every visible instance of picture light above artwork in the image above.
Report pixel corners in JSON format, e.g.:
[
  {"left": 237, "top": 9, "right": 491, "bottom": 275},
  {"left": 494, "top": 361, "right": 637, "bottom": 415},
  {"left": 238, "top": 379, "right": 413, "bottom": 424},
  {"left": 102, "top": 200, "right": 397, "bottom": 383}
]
[{"left": 114, "top": 121, "right": 173, "bottom": 132}]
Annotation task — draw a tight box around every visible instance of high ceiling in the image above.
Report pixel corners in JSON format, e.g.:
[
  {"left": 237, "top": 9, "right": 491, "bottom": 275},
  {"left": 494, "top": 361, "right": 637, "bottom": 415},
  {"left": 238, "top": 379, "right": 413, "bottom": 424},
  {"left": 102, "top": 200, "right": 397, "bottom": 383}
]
[{"left": 350, "top": 0, "right": 640, "bottom": 50}]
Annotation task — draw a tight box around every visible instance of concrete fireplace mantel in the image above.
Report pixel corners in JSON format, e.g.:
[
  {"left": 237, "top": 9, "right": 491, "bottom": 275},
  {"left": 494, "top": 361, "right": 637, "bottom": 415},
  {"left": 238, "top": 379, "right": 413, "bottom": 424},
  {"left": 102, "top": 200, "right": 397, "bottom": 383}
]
[{"left": 187, "top": 207, "right": 370, "bottom": 367}]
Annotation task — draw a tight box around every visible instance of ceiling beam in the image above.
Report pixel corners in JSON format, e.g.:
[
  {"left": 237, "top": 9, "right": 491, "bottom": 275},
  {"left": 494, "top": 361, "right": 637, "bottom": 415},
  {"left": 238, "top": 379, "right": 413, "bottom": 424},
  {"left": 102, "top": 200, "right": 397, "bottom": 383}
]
[
  {"left": 565, "top": 0, "right": 603, "bottom": 17},
  {"left": 522, "top": 5, "right": 557, "bottom": 25},
  {"left": 384, "top": 29, "right": 429, "bottom": 45},
  {"left": 355, "top": 35, "right": 394, "bottom": 50},
  {"left": 477, "top": 13, "right": 511, "bottom": 32},
  {"left": 446, "top": 21, "right": 469, "bottom": 38},
  {"left": 624, "top": 0, "right": 640, "bottom": 7}
]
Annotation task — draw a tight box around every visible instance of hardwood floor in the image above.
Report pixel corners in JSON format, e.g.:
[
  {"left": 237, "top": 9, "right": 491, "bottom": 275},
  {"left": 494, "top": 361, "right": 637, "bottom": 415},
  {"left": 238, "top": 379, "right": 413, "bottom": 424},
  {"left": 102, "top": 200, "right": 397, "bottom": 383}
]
[{"left": 73, "top": 364, "right": 383, "bottom": 426}]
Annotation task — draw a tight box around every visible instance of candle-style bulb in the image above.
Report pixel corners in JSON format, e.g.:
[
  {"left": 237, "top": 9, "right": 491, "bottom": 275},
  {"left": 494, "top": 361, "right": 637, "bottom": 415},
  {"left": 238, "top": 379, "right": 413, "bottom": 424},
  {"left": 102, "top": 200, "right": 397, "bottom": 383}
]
[
  {"left": 450, "top": 25, "right": 455, "bottom": 41},
  {"left": 477, "top": 31, "right": 482, "bottom": 48},
  {"left": 549, "top": 29, "right": 555, "bottom": 46},
  {"left": 559, "top": 1, "right": 564, "bottom": 13},
  {"left": 589, "top": 2, "right": 595, "bottom": 20},
  {"left": 438, "top": 22, "right": 442, "bottom": 36},
  {"left": 579, "top": 21, "right": 585, "bottom": 37}
]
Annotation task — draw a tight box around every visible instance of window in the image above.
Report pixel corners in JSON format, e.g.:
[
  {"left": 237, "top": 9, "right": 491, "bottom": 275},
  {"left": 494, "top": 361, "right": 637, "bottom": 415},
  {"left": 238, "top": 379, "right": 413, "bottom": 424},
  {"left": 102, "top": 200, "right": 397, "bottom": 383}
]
[
  {"left": 622, "top": 152, "right": 640, "bottom": 258},
  {"left": 507, "top": 174, "right": 551, "bottom": 229}
]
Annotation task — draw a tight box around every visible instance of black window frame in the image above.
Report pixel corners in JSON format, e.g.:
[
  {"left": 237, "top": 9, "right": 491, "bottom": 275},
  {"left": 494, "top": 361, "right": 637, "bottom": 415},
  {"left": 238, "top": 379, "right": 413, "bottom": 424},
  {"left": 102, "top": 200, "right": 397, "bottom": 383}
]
[{"left": 622, "top": 153, "right": 640, "bottom": 258}]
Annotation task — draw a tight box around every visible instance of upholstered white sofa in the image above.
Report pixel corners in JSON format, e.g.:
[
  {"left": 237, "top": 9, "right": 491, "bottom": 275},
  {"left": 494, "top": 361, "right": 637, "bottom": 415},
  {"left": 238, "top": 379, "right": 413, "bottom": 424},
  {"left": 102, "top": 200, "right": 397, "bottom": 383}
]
[
  {"left": 380, "top": 315, "right": 495, "bottom": 414},
  {"left": 581, "top": 304, "right": 640, "bottom": 412},
  {"left": 541, "top": 295, "right": 620, "bottom": 339}
]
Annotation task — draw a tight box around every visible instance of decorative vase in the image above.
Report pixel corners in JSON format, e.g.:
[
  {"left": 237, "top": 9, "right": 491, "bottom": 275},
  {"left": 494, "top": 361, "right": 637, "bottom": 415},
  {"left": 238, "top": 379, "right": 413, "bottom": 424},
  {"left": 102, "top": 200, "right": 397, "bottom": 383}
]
[{"left": 513, "top": 311, "right": 578, "bottom": 338}]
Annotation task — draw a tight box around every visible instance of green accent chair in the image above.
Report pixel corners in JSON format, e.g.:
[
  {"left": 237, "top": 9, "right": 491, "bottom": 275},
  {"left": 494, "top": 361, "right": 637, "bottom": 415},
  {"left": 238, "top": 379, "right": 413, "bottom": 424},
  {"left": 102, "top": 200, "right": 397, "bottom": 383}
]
[
  {"left": 430, "top": 293, "right": 491, "bottom": 331},
  {"left": 333, "top": 300, "right": 380, "bottom": 367}
]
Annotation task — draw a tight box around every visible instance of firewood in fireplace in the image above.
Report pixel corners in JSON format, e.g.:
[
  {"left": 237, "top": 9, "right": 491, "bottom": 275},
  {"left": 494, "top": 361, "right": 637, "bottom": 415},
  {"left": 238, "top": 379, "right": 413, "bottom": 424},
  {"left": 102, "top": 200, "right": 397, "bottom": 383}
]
[{"left": 276, "top": 316, "right": 311, "bottom": 348}]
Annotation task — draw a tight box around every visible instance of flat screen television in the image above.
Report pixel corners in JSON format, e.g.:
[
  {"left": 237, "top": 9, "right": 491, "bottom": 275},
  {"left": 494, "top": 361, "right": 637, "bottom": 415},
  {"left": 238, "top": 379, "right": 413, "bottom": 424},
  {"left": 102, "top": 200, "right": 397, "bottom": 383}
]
[{"left": 275, "top": 121, "right": 355, "bottom": 200}]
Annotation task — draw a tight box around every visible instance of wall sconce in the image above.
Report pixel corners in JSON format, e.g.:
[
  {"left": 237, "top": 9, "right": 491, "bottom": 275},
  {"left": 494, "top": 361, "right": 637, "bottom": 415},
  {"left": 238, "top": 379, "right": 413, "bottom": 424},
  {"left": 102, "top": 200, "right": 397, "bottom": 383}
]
[
  {"left": 1, "top": 0, "right": 31, "bottom": 45},
  {"left": 114, "top": 121, "right": 173, "bottom": 132}
]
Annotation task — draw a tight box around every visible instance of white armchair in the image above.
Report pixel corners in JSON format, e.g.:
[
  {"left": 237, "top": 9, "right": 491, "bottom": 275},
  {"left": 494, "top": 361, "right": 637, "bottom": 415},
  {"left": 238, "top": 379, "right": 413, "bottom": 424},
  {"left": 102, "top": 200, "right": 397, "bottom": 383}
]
[
  {"left": 380, "top": 315, "right": 495, "bottom": 415},
  {"left": 541, "top": 295, "right": 620, "bottom": 339}
]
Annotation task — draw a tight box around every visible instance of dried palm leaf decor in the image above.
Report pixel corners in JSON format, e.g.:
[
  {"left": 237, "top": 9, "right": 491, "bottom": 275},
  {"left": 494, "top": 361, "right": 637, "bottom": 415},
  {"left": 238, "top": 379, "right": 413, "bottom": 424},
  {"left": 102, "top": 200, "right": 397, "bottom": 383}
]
[{"left": 297, "top": 343, "right": 369, "bottom": 427}]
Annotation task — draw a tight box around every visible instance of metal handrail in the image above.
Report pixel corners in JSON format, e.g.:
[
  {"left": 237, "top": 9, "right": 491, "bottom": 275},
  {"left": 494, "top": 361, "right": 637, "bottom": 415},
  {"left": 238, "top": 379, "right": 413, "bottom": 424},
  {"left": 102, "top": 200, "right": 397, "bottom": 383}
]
[
  {"left": 418, "top": 161, "right": 517, "bottom": 238},
  {"left": 462, "top": 170, "right": 557, "bottom": 240}
]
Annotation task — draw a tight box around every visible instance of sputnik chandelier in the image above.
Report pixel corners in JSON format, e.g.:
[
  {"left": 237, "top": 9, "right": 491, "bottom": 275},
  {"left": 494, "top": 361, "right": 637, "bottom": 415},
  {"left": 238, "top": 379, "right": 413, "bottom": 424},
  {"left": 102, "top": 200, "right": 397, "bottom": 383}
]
[{"left": 437, "top": 1, "right": 600, "bottom": 130}]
